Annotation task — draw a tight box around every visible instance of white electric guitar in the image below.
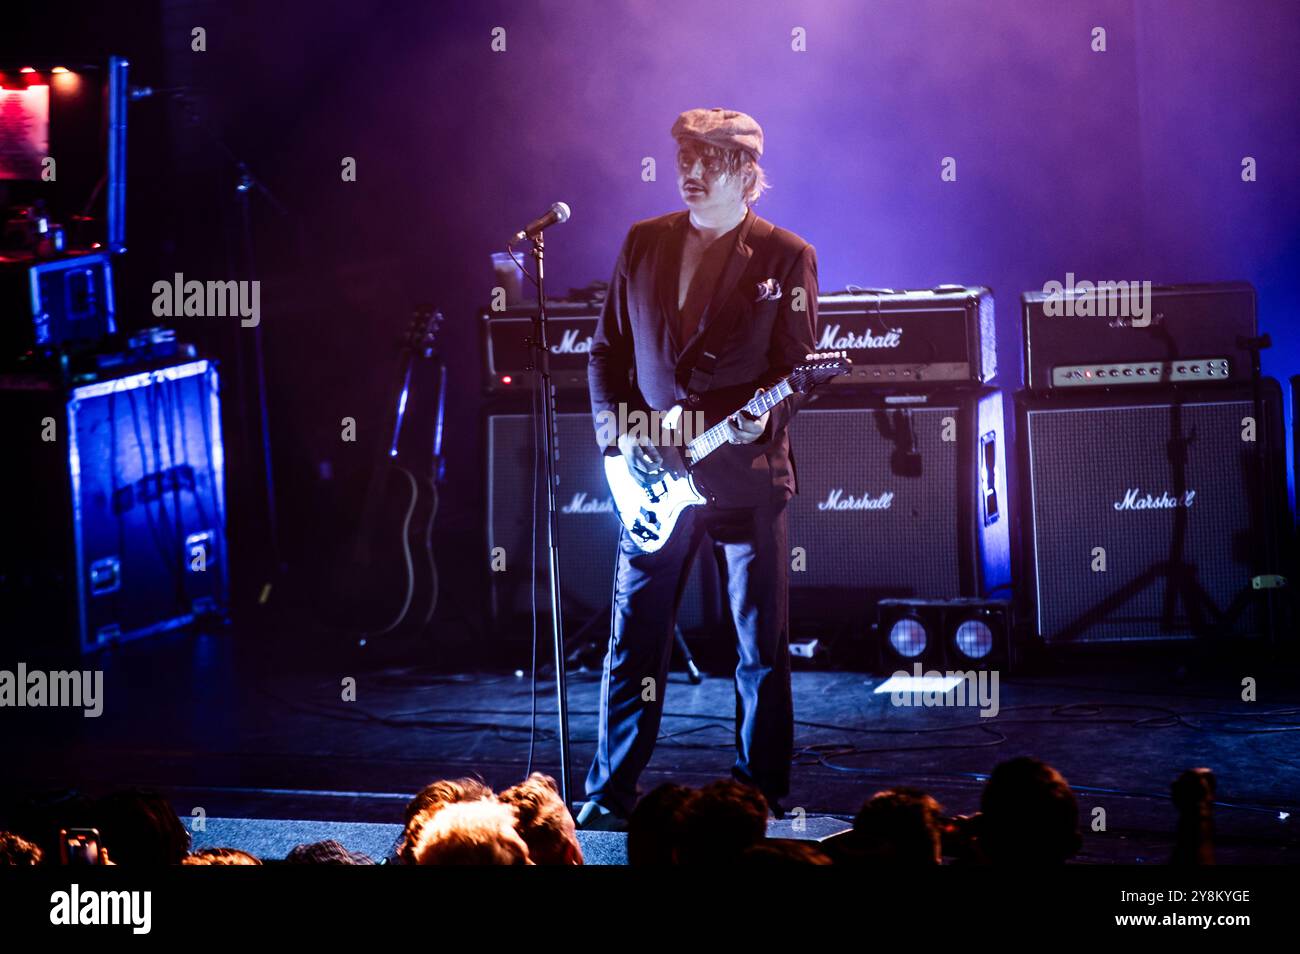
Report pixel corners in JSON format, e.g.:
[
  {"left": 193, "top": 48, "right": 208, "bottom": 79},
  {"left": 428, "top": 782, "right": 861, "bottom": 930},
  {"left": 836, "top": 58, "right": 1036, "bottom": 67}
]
[{"left": 604, "top": 352, "right": 851, "bottom": 552}]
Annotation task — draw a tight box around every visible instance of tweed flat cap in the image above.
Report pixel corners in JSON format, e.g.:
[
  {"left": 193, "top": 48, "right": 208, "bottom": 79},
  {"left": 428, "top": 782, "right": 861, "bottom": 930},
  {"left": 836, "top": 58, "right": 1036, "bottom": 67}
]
[{"left": 671, "top": 107, "right": 763, "bottom": 159}]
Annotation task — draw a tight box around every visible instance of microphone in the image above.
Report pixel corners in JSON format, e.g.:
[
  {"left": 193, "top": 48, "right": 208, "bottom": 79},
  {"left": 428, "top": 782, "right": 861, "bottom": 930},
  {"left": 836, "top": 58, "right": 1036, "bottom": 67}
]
[{"left": 514, "top": 201, "right": 571, "bottom": 242}]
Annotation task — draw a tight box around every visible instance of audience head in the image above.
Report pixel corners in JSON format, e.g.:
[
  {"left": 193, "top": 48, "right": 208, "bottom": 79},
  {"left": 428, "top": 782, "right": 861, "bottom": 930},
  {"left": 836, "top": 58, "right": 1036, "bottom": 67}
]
[
  {"left": 979, "top": 757, "right": 1081, "bottom": 865},
  {"left": 403, "top": 777, "right": 493, "bottom": 826},
  {"left": 851, "top": 787, "right": 943, "bottom": 865},
  {"left": 92, "top": 789, "right": 191, "bottom": 866},
  {"left": 412, "top": 799, "right": 531, "bottom": 865},
  {"left": 627, "top": 783, "right": 694, "bottom": 866},
  {"left": 399, "top": 777, "right": 493, "bottom": 863},
  {"left": 676, "top": 780, "right": 768, "bottom": 865},
  {"left": 285, "top": 839, "right": 374, "bottom": 864},
  {"left": 0, "top": 831, "right": 43, "bottom": 865},
  {"left": 182, "top": 847, "right": 261, "bottom": 865},
  {"left": 498, "top": 773, "right": 582, "bottom": 865},
  {"left": 8, "top": 790, "right": 95, "bottom": 864}
]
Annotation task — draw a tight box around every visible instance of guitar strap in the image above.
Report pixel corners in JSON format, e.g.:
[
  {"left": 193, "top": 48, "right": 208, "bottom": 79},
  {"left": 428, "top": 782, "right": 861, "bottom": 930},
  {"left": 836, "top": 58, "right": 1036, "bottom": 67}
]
[{"left": 683, "top": 215, "right": 777, "bottom": 401}]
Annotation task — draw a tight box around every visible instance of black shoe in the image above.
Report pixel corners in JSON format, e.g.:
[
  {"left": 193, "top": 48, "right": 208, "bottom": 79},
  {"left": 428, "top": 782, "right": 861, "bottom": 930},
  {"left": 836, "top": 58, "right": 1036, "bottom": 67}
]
[{"left": 575, "top": 800, "right": 628, "bottom": 832}]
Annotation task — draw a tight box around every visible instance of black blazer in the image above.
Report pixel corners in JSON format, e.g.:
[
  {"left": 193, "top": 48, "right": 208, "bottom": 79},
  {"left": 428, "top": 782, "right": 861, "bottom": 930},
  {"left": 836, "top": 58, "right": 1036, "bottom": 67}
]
[{"left": 588, "top": 208, "right": 818, "bottom": 506}]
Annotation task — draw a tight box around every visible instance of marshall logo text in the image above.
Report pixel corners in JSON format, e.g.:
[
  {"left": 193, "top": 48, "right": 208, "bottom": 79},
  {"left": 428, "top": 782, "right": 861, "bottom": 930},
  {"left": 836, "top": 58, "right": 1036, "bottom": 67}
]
[
  {"left": 817, "top": 489, "right": 895, "bottom": 511},
  {"left": 550, "top": 328, "right": 593, "bottom": 355},
  {"left": 561, "top": 493, "right": 614, "bottom": 515},
  {"left": 816, "top": 323, "right": 902, "bottom": 351},
  {"left": 1113, "top": 488, "right": 1196, "bottom": 511}
]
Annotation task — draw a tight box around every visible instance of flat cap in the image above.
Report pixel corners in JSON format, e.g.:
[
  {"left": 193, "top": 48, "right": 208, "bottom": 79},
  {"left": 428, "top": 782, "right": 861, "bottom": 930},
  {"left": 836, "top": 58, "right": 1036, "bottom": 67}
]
[{"left": 671, "top": 107, "right": 763, "bottom": 159}]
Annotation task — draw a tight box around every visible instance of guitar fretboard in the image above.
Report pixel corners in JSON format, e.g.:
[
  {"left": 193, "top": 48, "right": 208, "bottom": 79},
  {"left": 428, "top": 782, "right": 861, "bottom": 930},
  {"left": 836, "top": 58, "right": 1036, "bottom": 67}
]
[{"left": 685, "top": 378, "right": 795, "bottom": 463}]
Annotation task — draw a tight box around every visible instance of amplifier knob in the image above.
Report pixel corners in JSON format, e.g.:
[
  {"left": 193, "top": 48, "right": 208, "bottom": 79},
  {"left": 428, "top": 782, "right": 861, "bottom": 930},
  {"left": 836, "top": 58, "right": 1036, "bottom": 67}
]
[{"left": 1123, "top": 369, "right": 1133, "bottom": 376}]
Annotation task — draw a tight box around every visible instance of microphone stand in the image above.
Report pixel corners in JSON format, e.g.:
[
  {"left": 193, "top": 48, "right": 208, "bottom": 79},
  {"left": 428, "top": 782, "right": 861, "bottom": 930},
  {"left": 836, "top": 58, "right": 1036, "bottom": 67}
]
[
  {"left": 526, "top": 229, "right": 574, "bottom": 807},
  {"left": 167, "top": 92, "right": 290, "bottom": 600}
]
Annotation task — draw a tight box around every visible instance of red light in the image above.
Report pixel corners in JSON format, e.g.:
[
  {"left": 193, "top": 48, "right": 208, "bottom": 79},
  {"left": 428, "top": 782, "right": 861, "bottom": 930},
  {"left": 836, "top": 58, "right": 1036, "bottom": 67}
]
[
  {"left": 19, "top": 67, "right": 36, "bottom": 73},
  {"left": 501, "top": 375, "right": 513, "bottom": 385}
]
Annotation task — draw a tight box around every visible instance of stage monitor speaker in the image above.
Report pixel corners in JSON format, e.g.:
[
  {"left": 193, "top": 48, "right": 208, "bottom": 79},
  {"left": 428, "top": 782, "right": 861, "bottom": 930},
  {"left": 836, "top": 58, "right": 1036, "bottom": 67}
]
[
  {"left": 877, "top": 597, "right": 1013, "bottom": 672},
  {"left": 1017, "top": 381, "right": 1286, "bottom": 645},
  {"left": 0, "top": 359, "right": 229, "bottom": 655},
  {"left": 785, "top": 388, "right": 1011, "bottom": 633},
  {"left": 486, "top": 410, "right": 722, "bottom": 638}
]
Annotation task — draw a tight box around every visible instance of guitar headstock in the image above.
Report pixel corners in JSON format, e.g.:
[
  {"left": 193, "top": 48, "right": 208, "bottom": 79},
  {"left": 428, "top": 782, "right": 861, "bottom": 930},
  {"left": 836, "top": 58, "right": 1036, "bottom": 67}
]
[
  {"left": 404, "top": 305, "right": 444, "bottom": 358},
  {"left": 790, "top": 350, "right": 852, "bottom": 393}
]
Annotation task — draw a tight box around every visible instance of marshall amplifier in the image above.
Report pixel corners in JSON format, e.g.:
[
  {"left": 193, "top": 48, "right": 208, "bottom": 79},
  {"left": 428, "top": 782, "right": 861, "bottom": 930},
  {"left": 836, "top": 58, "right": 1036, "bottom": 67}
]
[
  {"left": 0, "top": 359, "right": 229, "bottom": 655},
  {"left": 486, "top": 410, "right": 723, "bottom": 637},
  {"left": 1017, "top": 381, "right": 1286, "bottom": 645},
  {"left": 785, "top": 388, "right": 1010, "bottom": 633},
  {"left": 1022, "top": 280, "right": 1257, "bottom": 391},
  {"left": 482, "top": 301, "right": 600, "bottom": 393},
  {"left": 816, "top": 286, "right": 995, "bottom": 388}
]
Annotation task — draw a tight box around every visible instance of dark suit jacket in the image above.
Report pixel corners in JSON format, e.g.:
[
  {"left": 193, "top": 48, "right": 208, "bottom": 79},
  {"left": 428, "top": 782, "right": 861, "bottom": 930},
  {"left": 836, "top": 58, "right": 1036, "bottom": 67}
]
[{"left": 588, "top": 208, "right": 818, "bottom": 506}]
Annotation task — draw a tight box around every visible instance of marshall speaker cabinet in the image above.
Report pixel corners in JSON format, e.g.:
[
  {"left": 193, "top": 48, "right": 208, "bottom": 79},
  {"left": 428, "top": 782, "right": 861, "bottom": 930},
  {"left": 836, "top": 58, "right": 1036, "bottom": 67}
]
[
  {"left": 1017, "top": 381, "right": 1286, "bottom": 645},
  {"left": 481, "top": 301, "right": 600, "bottom": 394},
  {"left": 0, "top": 359, "right": 229, "bottom": 655},
  {"left": 486, "top": 409, "right": 723, "bottom": 639},
  {"left": 816, "top": 286, "right": 995, "bottom": 389},
  {"left": 785, "top": 388, "right": 1010, "bottom": 633}
]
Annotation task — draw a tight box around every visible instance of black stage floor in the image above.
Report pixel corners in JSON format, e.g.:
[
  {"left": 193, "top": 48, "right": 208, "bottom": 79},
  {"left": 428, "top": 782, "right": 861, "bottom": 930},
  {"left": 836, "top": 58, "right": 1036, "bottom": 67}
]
[{"left": 5, "top": 624, "right": 1299, "bottom": 864}]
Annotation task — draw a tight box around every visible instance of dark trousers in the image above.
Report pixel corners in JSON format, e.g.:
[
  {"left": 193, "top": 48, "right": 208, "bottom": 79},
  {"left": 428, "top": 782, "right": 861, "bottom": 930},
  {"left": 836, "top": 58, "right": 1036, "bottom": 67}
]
[{"left": 584, "top": 497, "right": 794, "bottom": 817}]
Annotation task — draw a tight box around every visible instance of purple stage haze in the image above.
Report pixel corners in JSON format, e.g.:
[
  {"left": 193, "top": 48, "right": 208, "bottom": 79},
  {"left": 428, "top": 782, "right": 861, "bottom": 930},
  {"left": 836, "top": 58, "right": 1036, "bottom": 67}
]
[{"left": 151, "top": 0, "right": 1300, "bottom": 506}]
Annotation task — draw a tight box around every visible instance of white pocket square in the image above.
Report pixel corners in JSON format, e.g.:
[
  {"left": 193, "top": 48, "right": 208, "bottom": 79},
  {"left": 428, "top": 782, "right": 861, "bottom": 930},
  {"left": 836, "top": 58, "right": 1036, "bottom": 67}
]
[{"left": 755, "top": 278, "right": 782, "bottom": 302}]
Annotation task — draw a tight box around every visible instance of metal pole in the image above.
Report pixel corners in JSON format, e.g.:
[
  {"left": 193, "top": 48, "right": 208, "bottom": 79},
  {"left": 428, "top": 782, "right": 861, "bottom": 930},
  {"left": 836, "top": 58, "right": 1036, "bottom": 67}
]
[{"left": 530, "top": 231, "right": 574, "bottom": 805}]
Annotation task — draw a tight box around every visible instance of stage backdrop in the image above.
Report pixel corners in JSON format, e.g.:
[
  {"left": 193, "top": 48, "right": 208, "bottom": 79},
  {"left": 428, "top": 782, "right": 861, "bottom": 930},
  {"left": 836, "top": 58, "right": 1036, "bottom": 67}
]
[{"left": 28, "top": 0, "right": 1298, "bottom": 590}]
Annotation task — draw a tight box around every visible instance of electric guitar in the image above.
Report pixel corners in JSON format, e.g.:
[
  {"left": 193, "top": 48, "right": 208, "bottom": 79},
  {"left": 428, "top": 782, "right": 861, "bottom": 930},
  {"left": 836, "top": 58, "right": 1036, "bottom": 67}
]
[
  {"left": 335, "top": 306, "right": 445, "bottom": 637},
  {"left": 604, "top": 352, "right": 851, "bottom": 552}
]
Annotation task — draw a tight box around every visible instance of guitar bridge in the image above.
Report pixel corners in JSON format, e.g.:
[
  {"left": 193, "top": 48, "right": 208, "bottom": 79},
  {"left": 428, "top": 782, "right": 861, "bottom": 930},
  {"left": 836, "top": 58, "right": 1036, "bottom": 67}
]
[
  {"left": 631, "top": 508, "right": 661, "bottom": 544},
  {"left": 631, "top": 522, "right": 660, "bottom": 544}
]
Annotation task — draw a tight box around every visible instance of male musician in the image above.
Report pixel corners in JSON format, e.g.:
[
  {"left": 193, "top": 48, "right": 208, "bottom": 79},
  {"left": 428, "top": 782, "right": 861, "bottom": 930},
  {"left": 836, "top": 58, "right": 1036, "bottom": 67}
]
[{"left": 577, "top": 108, "right": 818, "bottom": 829}]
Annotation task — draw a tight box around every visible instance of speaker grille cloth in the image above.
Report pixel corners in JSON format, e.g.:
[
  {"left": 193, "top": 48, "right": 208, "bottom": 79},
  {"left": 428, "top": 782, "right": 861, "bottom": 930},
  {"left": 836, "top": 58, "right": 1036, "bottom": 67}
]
[
  {"left": 1027, "top": 399, "right": 1262, "bottom": 643},
  {"left": 488, "top": 413, "right": 712, "bottom": 632},
  {"left": 787, "top": 406, "right": 962, "bottom": 628}
]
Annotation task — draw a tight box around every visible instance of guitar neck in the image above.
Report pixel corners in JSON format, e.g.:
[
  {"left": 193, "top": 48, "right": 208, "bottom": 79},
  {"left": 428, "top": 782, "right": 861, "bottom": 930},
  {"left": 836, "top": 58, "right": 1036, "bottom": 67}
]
[{"left": 685, "top": 378, "right": 795, "bottom": 464}]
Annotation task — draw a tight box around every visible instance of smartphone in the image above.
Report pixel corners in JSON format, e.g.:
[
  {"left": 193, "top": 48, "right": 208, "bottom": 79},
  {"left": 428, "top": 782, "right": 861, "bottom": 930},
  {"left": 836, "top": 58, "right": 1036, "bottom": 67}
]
[{"left": 59, "top": 828, "right": 102, "bottom": 865}]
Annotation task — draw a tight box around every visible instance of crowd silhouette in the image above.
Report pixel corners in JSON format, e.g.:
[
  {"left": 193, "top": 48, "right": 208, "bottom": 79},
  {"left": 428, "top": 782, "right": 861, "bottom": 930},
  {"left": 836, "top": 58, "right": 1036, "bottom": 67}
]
[{"left": 0, "top": 758, "right": 1218, "bottom": 866}]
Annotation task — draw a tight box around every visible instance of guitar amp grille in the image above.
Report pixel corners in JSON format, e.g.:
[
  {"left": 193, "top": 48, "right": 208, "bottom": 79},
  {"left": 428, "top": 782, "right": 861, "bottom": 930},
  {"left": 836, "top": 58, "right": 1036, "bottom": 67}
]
[
  {"left": 485, "top": 411, "right": 722, "bottom": 637},
  {"left": 786, "top": 389, "right": 1010, "bottom": 632}
]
